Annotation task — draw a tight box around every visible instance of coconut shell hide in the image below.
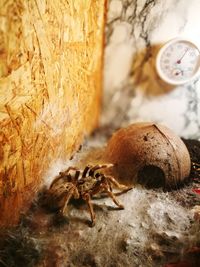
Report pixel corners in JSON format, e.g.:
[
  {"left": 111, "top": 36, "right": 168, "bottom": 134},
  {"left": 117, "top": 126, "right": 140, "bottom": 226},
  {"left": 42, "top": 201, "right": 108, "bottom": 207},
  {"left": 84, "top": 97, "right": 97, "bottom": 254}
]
[{"left": 105, "top": 123, "right": 191, "bottom": 189}]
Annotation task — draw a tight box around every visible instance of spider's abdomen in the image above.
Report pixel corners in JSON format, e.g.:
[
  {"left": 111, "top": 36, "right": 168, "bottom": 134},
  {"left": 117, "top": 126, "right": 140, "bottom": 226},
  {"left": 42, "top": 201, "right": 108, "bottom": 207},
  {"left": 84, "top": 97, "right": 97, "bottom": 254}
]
[{"left": 46, "top": 181, "right": 74, "bottom": 210}]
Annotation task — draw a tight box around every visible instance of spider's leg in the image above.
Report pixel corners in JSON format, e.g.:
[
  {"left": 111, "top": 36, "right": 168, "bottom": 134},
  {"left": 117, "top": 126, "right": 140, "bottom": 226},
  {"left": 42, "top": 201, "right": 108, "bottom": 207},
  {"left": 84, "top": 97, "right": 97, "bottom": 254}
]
[
  {"left": 83, "top": 164, "right": 113, "bottom": 178},
  {"left": 105, "top": 175, "right": 132, "bottom": 191},
  {"left": 61, "top": 186, "right": 76, "bottom": 215},
  {"left": 103, "top": 176, "right": 113, "bottom": 192},
  {"left": 82, "top": 193, "right": 96, "bottom": 226},
  {"left": 82, "top": 165, "right": 93, "bottom": 177},
  {"left": 102, "top": 184, "right": 124, "bottom": 209},
  {"left": 59, "top": 166, "right": 79, "bottom": 176},
  {"left": 107, "top": 179, "right": 113, "bottom": 192},
  {"left": 91, "top": 164, "right": 114, "bottom": 172}
]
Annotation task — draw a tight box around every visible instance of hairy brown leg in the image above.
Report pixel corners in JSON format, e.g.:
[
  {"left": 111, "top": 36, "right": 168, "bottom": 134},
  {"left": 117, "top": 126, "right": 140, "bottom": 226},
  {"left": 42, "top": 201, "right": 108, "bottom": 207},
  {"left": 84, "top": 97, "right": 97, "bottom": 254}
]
[
  {"left": 101, "top": 184, "right": 124, "bottom": 209},
  {"left": 61, "top": 186, "right": 76, "bottom": 215},
  {"left": 82, "top": 193, "right": 96, "bottom": 226},
  {"left": 105, "top": 175, "right": 132, "bottom": 191},
  {"left": 90, "top": 164, "right": 114, "bottom": 172},
  {"left": 82, "top": 164, "right": 113, "bottom": 178}
]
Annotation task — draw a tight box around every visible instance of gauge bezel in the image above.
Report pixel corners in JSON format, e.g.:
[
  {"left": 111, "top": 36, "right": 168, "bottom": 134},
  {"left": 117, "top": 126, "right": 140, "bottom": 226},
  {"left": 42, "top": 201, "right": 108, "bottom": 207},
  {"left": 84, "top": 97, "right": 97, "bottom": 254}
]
[{"left": 156, "top": 38, "right": 200, "bottom": 85}]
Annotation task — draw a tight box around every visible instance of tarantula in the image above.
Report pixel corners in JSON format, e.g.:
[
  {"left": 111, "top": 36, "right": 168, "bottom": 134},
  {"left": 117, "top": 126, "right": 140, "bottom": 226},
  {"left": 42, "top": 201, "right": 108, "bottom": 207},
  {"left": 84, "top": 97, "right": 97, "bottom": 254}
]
[{"left": 44, "top": 164, "right": 131, "bottom": 226}]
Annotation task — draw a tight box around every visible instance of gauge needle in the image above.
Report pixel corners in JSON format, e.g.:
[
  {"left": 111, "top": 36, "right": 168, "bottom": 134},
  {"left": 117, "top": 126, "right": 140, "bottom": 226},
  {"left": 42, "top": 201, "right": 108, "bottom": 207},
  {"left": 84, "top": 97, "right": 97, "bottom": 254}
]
[
  {"left": 172, "top": 69, "right": 184, "bottom": 76},
  {"left": 174, "top": 70, "right": 183, "bottom": 76},
  {"left": 176, "top": 48, "right": 189, "bottom": 64}
]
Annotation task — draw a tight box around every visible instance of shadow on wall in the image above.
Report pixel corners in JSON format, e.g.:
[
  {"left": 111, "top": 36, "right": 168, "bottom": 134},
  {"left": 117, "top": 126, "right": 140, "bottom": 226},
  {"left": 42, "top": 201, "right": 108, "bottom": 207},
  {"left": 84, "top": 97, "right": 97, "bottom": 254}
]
[{"left": 130, "top": 43, "right": 177, "bottom": 97}]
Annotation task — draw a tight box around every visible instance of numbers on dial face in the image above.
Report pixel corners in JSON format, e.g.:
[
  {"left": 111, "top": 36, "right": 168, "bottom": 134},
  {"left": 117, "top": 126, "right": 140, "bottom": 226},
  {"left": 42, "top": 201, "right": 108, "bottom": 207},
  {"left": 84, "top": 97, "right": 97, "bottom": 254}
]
[{"left": 160, "top": 41, "right": 200, "bottom": 82}]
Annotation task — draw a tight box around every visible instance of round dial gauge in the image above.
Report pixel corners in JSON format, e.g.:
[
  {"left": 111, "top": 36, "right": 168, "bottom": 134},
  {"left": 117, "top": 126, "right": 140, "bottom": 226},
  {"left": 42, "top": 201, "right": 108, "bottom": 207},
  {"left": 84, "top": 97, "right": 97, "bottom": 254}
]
[{"left": 156, "top": 38, "right": 200, "bottom": 85}]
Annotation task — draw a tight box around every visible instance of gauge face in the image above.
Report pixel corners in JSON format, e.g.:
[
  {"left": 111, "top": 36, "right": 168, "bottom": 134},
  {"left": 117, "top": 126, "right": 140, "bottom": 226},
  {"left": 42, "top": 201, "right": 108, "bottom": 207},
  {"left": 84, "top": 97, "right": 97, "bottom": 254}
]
[{"left": 156, "top": 39, "right": 200, "bottom": 85}]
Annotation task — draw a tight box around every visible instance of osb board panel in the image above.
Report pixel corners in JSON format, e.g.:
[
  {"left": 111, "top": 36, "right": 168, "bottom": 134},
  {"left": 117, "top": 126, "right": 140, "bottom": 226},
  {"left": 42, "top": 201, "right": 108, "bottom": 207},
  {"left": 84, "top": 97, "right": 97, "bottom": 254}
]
[{"left": 0, "top": 0, "right": 106, "bottom": 226}]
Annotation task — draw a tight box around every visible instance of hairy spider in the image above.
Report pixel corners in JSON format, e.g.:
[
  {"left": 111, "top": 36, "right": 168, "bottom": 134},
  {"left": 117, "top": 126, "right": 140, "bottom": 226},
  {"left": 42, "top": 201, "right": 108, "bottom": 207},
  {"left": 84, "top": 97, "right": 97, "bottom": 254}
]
[{"left": 44, "top": 164, "right": 131, "bottom": 226}]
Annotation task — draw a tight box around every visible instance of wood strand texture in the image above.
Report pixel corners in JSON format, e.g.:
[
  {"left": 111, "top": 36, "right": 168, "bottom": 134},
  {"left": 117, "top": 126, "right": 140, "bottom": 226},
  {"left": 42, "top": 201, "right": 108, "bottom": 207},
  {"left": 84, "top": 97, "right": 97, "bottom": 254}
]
[{"left": 0, "top": 0, "right": 106, "bottom": 226}]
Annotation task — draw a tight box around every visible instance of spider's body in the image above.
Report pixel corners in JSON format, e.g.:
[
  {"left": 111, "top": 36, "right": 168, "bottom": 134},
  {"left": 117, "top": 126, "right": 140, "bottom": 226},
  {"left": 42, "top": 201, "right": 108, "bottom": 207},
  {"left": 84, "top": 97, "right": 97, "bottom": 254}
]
[{"left": 45, "top": 164, "right": 131, "bottom": 226}]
